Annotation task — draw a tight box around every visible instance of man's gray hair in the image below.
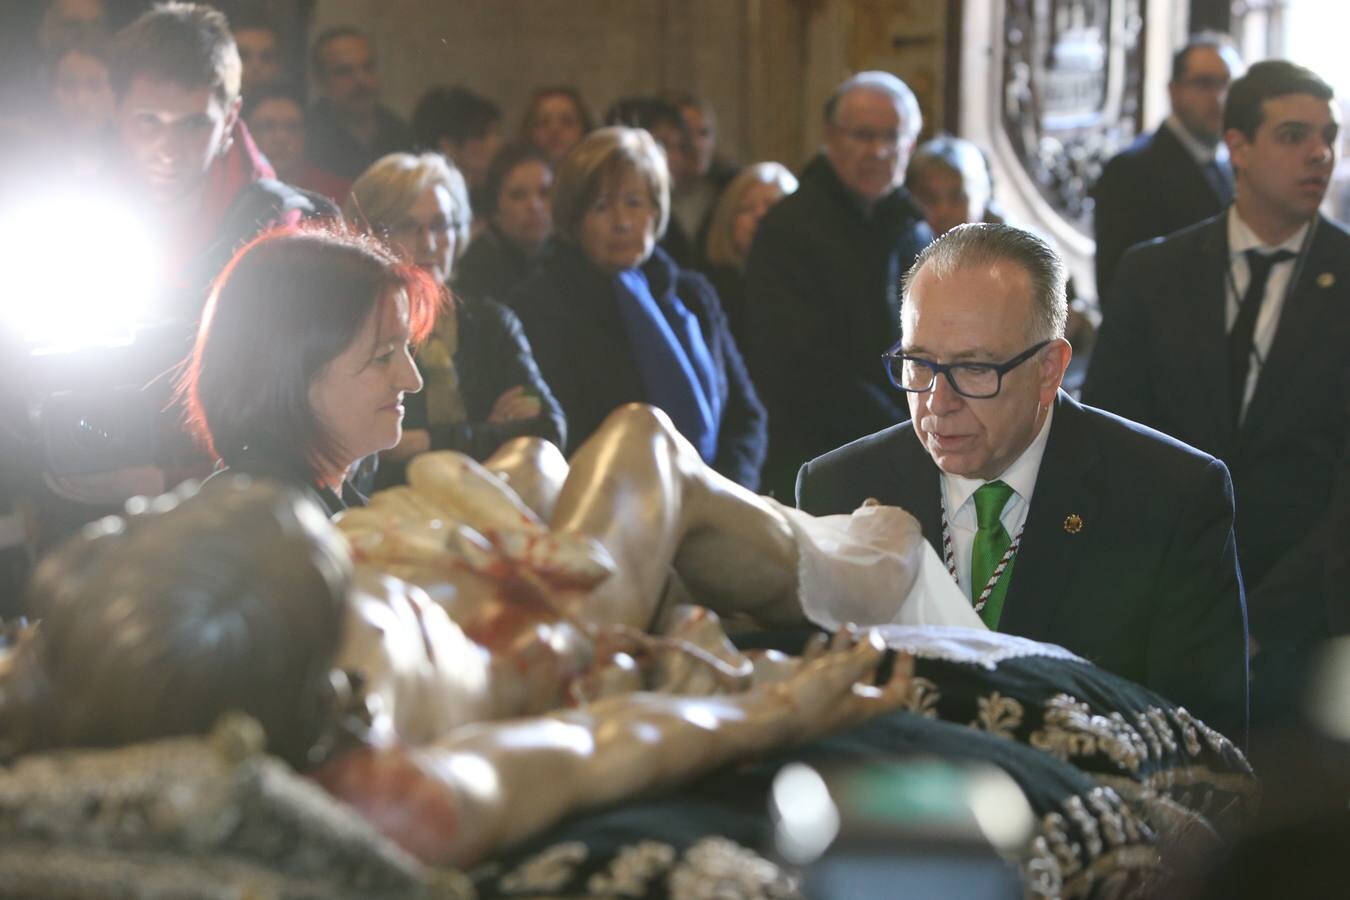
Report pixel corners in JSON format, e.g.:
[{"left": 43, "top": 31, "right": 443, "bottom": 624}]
[
  {"left": 824, "top": 71, "right": 922, "bottom": 143},
  {"left": 901, "top": 223, "right": 1068, "bottom": 341}
]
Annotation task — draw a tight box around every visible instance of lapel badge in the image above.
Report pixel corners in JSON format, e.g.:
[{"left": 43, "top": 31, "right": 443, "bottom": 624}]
[
  {"left": 1063, "top": 513, "right": 1084, "bottom": 534},
  {"left": 1317, "top": 272, "right": 1335, "bottom": 289}
]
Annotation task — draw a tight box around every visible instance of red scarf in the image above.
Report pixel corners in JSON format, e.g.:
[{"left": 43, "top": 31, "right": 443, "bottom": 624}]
[{"left": 169, "top": 120, "right": 302, "bottom": 284}]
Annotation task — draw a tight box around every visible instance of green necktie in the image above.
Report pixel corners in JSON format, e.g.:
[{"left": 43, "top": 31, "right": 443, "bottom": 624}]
[{"left": 971, "top": 480, "right": 1016, "bottom": 630}]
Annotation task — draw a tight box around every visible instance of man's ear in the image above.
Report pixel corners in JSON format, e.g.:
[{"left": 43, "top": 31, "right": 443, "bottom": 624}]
[
  {"left": 1039, "top": 337, "right": 1072, "bottom": 404},
  {"left": 221, "top": 95, "right": 242, "bottom": 145}
]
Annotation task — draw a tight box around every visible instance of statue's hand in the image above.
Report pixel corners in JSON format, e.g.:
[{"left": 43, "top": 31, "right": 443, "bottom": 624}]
[{"left": 763, "top": 628, "right": 914, "bottom": 742}]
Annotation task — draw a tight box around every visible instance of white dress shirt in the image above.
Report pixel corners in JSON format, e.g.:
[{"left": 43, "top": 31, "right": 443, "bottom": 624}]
[
  {"left": 941, "top": 403, "right": 1054, "bottom": 598},
  {"left": 1225, "top": 207, "right": 1310, "bottom": 419}
]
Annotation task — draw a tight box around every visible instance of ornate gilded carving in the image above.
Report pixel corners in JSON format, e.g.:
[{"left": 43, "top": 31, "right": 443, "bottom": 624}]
[{"left": 1001, "top": 0, "right": 1145, "bottom": 235}]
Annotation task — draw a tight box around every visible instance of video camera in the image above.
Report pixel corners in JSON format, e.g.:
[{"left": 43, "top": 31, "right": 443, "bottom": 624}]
[{"left": 0, "top": 186, "right": 196, "bottom": 554}]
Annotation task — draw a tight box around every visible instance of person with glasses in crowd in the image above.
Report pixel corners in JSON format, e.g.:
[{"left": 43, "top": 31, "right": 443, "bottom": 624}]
[
  {"left": 797, "top": 223, "right": 1249, "bottom": 743},
  {"left": 344, "top": 152, "right": 565, "bottom": 479},
  {"left": 744, "top": 71, "right": 933, "bottom": 501},
  {"left": 1092, "top": 33, "right": 1243, "bottom": 300}
]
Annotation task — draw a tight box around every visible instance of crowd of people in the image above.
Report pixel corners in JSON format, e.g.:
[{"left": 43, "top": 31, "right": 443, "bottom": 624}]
[{"left": 0, "top": 0, "right": 1347, "bottom": 851}]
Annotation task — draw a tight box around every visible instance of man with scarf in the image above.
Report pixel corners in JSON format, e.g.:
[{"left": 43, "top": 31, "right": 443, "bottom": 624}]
[{"left": 40, "top": 2, "right": 328, "bottom": 518}]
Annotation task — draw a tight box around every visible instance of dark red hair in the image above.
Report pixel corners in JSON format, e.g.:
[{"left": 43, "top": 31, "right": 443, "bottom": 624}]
[{"left": 177, "top": 223, "right": 441, "bottom": 479}]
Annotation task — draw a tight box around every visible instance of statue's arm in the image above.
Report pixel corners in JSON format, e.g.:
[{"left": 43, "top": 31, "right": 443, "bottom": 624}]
[{"left": 313, "top": 633, "right": 908, "bottom": 869}]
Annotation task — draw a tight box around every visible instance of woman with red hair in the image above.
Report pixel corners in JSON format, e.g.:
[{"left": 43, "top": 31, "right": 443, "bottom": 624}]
[{"left": 179, "top": 225, "right": 440, "bottom": 513}]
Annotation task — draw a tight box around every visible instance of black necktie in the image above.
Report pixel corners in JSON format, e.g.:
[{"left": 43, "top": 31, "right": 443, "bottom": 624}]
[{"left": 1229, "top": 248, "right": 1296, "bottom": 424}]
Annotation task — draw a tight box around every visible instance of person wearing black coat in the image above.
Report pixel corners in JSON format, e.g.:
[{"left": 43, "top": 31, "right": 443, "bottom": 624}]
[
  {"left": 1091, "top": 36, "right": 1241, "bottom": 300},
  {"left": 399, "top": 293, "right": 565, "bottom": 463},
  {"left": 1084, "top": 60, "right": 1349, "bottom": 729},
  {"left": 345, "top": 152, "right": 566, "bottom": 485},
  {"left": 509, "top": 127, "right": 766, "bottom": 490},
  {"left": 744, "top": 72, "right": 933, "bottom": 500},
  {"left": 454, "top": 144, "right": 556, "bottom": 303}
]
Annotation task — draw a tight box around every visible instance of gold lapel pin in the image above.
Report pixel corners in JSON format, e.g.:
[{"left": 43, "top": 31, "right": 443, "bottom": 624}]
[
  {"left": 1317, "top": 272, "right": 1335, "bottom": 289},
  {"left": 1063, "top": 514, "right": 1084, "bottom": 534}
]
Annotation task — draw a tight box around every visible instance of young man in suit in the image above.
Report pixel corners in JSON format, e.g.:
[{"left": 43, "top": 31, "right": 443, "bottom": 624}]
[
  {"left": 1092, "top": 34, "right": 1242, "bottom": 300},
  {"left": 799, "top": 224, "right": 1248, "bottom": 740},
  {"left": 1084, "top": 60, "right": 1348, "bottom": 727}
]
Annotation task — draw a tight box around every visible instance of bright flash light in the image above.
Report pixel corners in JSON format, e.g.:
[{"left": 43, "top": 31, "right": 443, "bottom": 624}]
[{"left": 0, "top": 190, "right": 161, "bottom": 353}]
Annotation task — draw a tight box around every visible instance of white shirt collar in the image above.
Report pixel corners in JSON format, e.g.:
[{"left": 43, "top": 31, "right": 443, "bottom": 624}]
[
  {"left": 1227, "top": 205, "right": 1310, "bottom": 258},
  {"left": 942, "top": 402, "right": 1055, "bottom": 516},
  {"left": 1164, "top": 115, "right": 1228, "bottom": 167}
]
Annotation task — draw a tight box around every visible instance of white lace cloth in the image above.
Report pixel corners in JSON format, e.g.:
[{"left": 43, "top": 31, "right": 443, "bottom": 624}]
[
  {"left": 775, "top": 500, "right": 985, "bottom": 632},
  {"left": 874, "top": 624, "right": 1086, "bottom": 670},
  {"left": 776, "top": 501, "right": 1088, "bottom": 669}
]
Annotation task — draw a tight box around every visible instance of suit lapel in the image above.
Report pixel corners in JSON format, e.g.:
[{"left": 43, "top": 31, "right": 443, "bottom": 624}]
[
  {"left": 887, "top": 428, "right": 944, "bottom": 556},
  {"left": 999, "top": 393, "right": 1104, "bottom": 638},
  {"left": 1187, "top": 219, "right": 1238, "bottom": 455},
  {"left": 1240, "top": 217, "right": 1346, "bottom": 444}
]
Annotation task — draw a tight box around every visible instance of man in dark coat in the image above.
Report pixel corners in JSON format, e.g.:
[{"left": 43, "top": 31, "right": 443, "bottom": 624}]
[
  {"left": 745, "top": 71, "right": 932, "bottom": 500},
  {"left": 1092, "top": 35, "right": 1242, "bottom": 300},
  {"left": 1084, "top": 61, "right": 1349, "bottom": 727},
  {"left": 304, "top": 26, "right": 411, "bottom": 181},
  {"left": 799, "top": 224, "right": 1248, "bottom": 741}
]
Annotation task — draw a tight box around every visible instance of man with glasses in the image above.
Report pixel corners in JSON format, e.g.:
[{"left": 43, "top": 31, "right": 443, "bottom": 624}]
[
  {"left": 1085, "top": 61, "right": 1349, "bottom": 732},
  {"left": 745, "top": 71, "right": 932, "bottom": 501},
  {"left": 1093, "top": 34, "right": 1243, "bottom": 299},
  {"left": 799, "top": 223, "right": 1248, "bottom": 741}
]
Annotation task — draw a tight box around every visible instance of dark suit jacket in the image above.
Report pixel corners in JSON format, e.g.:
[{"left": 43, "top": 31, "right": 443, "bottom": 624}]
[
  {"left": 745, "top": 154, "right": 932, "bottom": 500},
  {"left": 1092, "top": 125, "right": 1231, "bottom": 300},
  {"left": 1083, "top": 214, "right": 1350, "bottom": 646},
  {"left": 797, "top": 392, "right": 1249, "bottom": 740}
]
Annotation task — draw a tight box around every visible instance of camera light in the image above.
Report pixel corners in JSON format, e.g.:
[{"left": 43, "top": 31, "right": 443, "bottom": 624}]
[{"left": 0, "top": 190, "right": 161, "bottom": 353}]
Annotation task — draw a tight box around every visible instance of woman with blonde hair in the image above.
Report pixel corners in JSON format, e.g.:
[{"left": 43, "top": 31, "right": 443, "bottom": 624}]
[
  {"left": 701, "top": 161, "right": 798, "bottom": 348},
  {"left": 509, "top": 127, "right": 766, "bottom": 489},
  {"left": 344, "top": 152, "right": 564, "bottom": 477}
]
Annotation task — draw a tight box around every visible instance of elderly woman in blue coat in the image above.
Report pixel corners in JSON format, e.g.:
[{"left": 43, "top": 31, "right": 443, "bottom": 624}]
[{"left": 509, "top": 126, "right": 766, "bottom": 489}]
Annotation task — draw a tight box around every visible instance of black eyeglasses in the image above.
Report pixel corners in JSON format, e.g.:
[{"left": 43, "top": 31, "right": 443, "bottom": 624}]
[{"left": 882, "top": 339, "right": 1053, "bottom": 399}]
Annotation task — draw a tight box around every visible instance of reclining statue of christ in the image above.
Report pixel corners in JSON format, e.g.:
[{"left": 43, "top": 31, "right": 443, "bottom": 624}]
[{"left": 2, "top": 404, "right": 989, "bottom": 868}]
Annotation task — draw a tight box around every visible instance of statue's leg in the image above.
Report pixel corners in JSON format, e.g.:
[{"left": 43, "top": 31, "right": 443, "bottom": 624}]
[
  {"left": 550, "top": 405, "right": 803, "bottom": 629},
  {"left": 483, "top": 437, "right": 569, "bottom": 522}
]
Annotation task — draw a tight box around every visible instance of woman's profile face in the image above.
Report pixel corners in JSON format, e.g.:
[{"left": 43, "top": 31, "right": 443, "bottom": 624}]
[
  {"left": 307, "top": 289, "right": 423, "bottom": 477},
  {"left": 730, "top": 180, "right": 785, "bottom": 260},
  {"left": 493, "top": 159, "right": 553, "bottom": 251},
  {"left": 578, "top": 166, "right": 657, "bottom": 274},
  {"left": 529, "top": 94, "right": 585, "bottom": 164},
  {"left": 387, "top": 184, "right": 458, "bottom": 285}
]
